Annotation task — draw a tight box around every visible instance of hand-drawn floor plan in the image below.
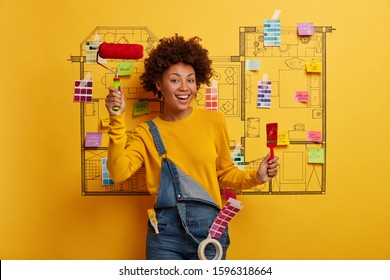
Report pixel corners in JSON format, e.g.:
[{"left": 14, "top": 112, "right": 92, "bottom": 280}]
[{"left": 69, "top": 25, "right": 334, "bottom": 195}]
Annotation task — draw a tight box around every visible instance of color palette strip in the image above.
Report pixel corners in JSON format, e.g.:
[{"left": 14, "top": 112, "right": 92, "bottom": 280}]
[
  {"left": 86, "top": 41, "right": 100, "bottom": 64},
  {"left": 209, "top": 198, "right": 243, "bottom": 239},
  {"left": 264, "top": 19, "right": 281, "bottom": 46},
  {"left": 205, "top": 86, "right": 218, "bottom": 111},
  {"left": 101, "top": 158, "right": 115, "bottom": 186},
  {"left": 257, "top": 80, "right": 272, "bottom": 108},
  {"left": 232, "top": 153, "right": 245, "bottom": 170}
]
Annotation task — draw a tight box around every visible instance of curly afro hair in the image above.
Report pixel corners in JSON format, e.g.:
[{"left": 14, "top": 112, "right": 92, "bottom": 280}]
[{"left": 140, "top": 34, "right": 214, "bottom": 95}]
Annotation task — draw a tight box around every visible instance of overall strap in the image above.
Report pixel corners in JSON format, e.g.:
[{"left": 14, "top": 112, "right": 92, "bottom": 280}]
[
  {"left": 146, "top": 121, "right": 167, "bottom": 157},
  {"left": 146, "top": 120, "right": 182, "bottom": 198}
]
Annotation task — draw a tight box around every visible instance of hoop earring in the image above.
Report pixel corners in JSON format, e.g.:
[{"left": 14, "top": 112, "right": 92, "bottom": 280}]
[{"left": 157, "top": 91, "right": 164, "bottom": 101}]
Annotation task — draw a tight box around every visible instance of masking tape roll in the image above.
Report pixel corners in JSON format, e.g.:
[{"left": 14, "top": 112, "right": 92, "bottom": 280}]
[{"left": 198, "top": 237, "right": 223, "bottom": 260}]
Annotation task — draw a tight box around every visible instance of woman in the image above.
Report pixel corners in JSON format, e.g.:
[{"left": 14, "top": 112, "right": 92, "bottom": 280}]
[{"left": 105, "top": 34, "right": 279, "bottom": 260}]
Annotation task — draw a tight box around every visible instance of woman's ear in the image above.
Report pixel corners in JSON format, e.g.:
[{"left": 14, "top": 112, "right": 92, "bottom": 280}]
[{"left": 155, "top": 81, "right": 161, "bottom": 91}]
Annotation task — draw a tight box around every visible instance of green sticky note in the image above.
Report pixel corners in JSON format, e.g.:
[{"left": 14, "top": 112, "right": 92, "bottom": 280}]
[
  {"left": 117, "top": 62, "right": 133, "bottom": 76},
  {"left": 133, "top": 101, "right": 150, "bottom": 116},
  {"left": 308, "top": 148, "right": 324, "bottom": 164}
]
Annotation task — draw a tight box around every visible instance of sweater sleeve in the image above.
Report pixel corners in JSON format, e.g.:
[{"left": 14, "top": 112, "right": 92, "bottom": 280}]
[
  {"left": 106, "top": 114, "right": 145, "bottom": 183},
  {"left": 215, "top": 113, "right": 262, "bottom": 190}
]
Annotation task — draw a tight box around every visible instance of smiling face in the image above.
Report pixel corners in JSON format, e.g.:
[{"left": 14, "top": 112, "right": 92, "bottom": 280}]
[{"left": 156, "top": 62, "right": 197, "bottom": 121}]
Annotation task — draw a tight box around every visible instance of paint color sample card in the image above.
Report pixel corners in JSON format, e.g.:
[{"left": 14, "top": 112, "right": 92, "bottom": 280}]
[
  {"left": 101, "top": 158, "right": 115, "bottom": 186},
  {"left": 86, "top": 41, "right": 101, "bottom": 64},
  {"left": 264, "top": 19, "right": 281, "bottom": 46},
  {"left": 257, "top": 81, "right": 272, "bottom": 108},
  {"left": 205, "top": 86, "right": 218, "bottom": 111},
  {"left": 209, "top": 198, "right": 243, "bottom": 239},
  {"left": 74, "top": 80, "right": 93, "bottom": 103},
  {"left": 232, "top": 153, "right": 245, "bottom": 170}
]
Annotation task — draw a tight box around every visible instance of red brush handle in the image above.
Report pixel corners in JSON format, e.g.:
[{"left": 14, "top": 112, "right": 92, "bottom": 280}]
[{"left": 269, "top": 147, "right": 274, "bottom": 160}]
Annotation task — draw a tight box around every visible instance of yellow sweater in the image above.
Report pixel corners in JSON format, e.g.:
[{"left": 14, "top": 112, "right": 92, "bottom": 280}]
[{"left": 107, "top": 107, "right": 261, "bottom": 207}]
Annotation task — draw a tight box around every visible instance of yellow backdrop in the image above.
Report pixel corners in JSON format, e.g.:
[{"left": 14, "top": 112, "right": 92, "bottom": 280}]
[{"left": 0, "top": 0, "right": 389, "bottom": 259}]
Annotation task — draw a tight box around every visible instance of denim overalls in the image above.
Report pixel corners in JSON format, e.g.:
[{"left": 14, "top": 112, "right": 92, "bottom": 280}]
[{"left": 146, "top": 121, "right": 230, "bottom": 260}]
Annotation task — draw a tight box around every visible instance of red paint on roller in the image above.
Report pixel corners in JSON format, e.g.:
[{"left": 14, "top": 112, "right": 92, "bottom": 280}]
[
  {"left": 266, "top": 123, "right": 278, "bottom": 160},
  {"left": 98, "top": 42, "right": 144, "bottom": 59}
]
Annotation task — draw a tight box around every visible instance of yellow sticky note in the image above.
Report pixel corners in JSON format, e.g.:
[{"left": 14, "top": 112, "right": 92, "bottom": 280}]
[
  {"left": 117, "top": 62, "right": 133, "bottom": 76},
  {"left": 133, "top": 101, "right": 150, "bottom": 116},
  {"left": 277, "top": 131, "right": 290, "bottom": 145},
  {"left": 305, "top": 59, "right": 322, "bottom": 73},
  {"left": 101, "top": 116, "right": 110, "bottom": 127},
  {"left": 308, "top": 148, "right": 324, "bottom": 164}
]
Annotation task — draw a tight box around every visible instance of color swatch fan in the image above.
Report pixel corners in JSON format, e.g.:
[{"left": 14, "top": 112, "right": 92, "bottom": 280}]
[{"left": 209, "top": 198, "right": 243, "bottom": 239}]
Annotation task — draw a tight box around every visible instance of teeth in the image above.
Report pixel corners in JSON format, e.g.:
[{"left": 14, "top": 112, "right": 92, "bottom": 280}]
[{"left": 176, "top": 95, "right": 190, "bottom": 100}]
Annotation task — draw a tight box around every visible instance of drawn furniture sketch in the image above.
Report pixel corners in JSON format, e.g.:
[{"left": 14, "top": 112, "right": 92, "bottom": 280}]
[{"left": 69, "top": 25, "right": 333, "bottom": 195}]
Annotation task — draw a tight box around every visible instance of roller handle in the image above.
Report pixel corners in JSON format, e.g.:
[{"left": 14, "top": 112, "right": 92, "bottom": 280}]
[{"left": 112, "top": 77, "right": 121, "bottom": 111}]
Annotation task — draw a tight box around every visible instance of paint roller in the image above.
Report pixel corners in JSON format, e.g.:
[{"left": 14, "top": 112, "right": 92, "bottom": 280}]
[{"left": 96, "top": 42, "right": 144, "bottom": 111}]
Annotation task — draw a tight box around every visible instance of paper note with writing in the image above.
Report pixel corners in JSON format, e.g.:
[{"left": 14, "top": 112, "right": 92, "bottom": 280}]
[
  {"left": 308, "top": 148, "right": 324, "bottom": 164},
  {"left": 85, "top": 132, "right": 102, "bottom": 147},
  {"left": 133, "top": 101, "right": 150, "bottom": 116},
  {"left": 246, "top": 59, "right": 260, "bottom": 71},
  {"left": 101, "top": 116, "right": 110, "bottom": 128},
  {"left": 307, "top": 131, "right": 322, "bottom": 142},
  {"left": 277, "top": 131, "right": 290, "bottom": 145},
  {"left": 306, "top": 59, "right": 322, "bottom": 73},
  {"left": 297, "top": 23, "right": 314, "bottom": 36},
  {"left": 117, "top": 62, "right": 133, "bottom": 76},
  {"left": 295, "top": 91, "right": 309, "bottom": 103}
]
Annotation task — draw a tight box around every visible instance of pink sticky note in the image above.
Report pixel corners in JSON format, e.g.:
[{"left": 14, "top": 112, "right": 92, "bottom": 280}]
[
  {"left": 295, "top": 91, "right": 309, "bottom": 103},
  {"left": 85, "top": 132, "right": 102, "bottom": 147},
  {"left": 307, "top": 131, "right": 322, "bottom": 142},
  {"left": 297, "top": 23, "right": 314, "bottom": 36}
]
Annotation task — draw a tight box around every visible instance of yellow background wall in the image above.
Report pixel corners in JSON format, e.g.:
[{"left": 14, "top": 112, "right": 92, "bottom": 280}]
[{"left": 1, "top": 0, "right": 389, "bottom": 259}]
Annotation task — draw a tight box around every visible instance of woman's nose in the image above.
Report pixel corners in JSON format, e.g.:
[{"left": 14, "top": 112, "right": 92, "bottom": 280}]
[{"left": 179, "top": 81, "right": 189, "bottom": 91}]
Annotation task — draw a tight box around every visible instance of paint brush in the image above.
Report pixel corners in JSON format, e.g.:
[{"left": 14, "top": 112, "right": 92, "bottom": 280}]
[{"left": 266, "top": 123, "right": 278, "bottom": 160}]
